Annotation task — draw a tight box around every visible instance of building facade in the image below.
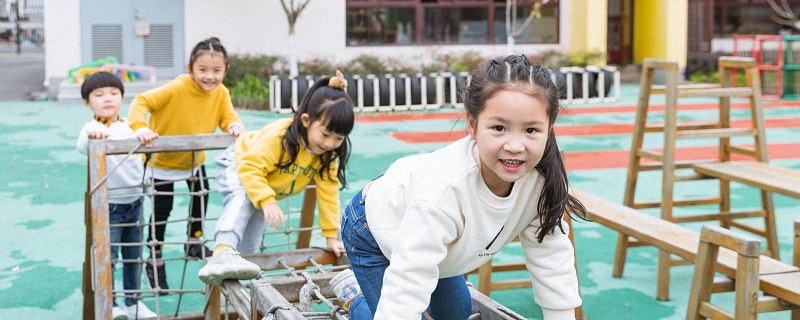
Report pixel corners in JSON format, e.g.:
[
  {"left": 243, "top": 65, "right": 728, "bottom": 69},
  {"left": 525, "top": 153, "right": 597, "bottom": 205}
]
[{"left": 42, "top": 0, "right": 800, "bottom": 91}]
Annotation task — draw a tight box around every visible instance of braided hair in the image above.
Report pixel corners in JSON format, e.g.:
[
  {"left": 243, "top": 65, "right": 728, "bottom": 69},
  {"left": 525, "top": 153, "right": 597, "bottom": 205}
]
[{"left": 462, "top": 54, "right": 587, "bottom": 242}]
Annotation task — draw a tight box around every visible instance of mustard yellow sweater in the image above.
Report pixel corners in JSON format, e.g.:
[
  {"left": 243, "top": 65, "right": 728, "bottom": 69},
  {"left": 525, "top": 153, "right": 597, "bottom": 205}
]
[
  {"left": 128, "top": 74, "right": 242, "bottom": 170},
  {"left": 235, "top": 118, "right": 341, "bottom": 238}
]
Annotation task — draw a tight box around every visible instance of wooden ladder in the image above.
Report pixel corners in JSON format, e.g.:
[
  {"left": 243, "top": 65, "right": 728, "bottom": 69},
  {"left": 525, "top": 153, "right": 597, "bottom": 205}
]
[{"left": 615, "top": 56, "right": 777, "bottom": 301}]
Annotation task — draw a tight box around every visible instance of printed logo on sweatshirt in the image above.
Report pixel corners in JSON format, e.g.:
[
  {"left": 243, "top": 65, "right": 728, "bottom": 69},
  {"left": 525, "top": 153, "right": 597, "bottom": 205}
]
[
  {"left": 478, "top": 226, "right": 504, "bottom": 257},
  {"left": 276, "top": 164, "right": 318, "bottom": 197},
  {"left": 279, "top": 163, "right": 317, "bottom": 178}
]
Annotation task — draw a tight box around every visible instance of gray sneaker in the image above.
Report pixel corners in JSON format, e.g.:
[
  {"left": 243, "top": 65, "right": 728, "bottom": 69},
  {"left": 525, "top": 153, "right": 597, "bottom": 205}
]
[{"left": 198, "top": 247, "right": 261, "bottom": 286}]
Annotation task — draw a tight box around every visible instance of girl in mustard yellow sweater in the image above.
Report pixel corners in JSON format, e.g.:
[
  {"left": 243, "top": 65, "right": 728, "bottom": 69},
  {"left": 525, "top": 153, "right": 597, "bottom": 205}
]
[
  {"left": 198, "top": 72, "right": 355, "bottom": 286},
  {"left": 128, "top": 37, "right": 244, "bottom": 290}
]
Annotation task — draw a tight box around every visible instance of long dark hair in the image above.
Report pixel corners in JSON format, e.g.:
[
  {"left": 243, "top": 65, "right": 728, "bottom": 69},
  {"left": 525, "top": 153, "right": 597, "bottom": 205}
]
[
  {"left": 463, "top": 54, "right": 587, "bottom": 242},
  {"left": 279, "top": 77, "right": 355, "bottom": 189}
]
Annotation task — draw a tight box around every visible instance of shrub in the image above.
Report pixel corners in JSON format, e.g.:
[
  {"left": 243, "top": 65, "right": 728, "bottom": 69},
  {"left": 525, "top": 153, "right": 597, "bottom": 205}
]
[
  {"left": 225, "top": 55, "right": 285, "bottom": 88},
  {"left": 228, "top": 74, "right": 270, "bottom": 110}
]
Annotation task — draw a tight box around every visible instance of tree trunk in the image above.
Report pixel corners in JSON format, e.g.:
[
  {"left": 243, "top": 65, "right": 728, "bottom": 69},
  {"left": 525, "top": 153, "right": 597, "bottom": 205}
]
[{"left": 288, "top": 34, "right": 299, "bottom": 78}]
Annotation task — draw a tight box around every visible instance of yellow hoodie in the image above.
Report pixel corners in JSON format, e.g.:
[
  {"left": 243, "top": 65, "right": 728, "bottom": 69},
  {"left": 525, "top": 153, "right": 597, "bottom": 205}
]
[
  {"left": 235, "top": 118, "right": 341, "bottom": 238},
  {"left": 128, "top": 74, "right": 242, "bottom": 170}
]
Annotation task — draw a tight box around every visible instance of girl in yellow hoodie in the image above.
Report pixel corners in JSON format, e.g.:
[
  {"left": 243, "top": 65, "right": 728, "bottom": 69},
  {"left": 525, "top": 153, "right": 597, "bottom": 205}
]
[
  {"left": 128, "top": 37, "right": 244, "bottom": 290},
  {"left": 198, "top": 72, "right": 355, "bottom": 286}
]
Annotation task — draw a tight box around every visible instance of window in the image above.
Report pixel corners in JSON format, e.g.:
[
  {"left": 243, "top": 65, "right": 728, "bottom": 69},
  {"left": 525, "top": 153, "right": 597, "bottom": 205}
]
[
  {"left": 713, "top": 0, "right": 800, "bottom": 37},
  {"left": 346, "top": 0, "right": 559, "bottom": 46}
]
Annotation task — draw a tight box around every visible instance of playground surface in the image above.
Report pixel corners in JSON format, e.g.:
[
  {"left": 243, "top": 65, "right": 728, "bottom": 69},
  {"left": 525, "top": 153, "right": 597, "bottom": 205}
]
[{"left": 1, "top": 83, "right": 799, "bottom": 319}]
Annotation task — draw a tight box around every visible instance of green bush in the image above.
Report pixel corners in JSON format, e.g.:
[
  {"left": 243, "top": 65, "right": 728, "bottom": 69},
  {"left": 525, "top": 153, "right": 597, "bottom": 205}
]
[
  {"left": 225, "top": 55, "right": 284, "bottom": 88},
  {"left": 228, "top": 74, "right": 270, "bottom": 110},
  {"left": 539, "top": 49, "right": 606, "bottom": 68},
  {"left": 688, "top": 70, "right": 747, "bottom": 86},
  {"left": 300, "top": 58, "right": 339, "bottom": 77}
]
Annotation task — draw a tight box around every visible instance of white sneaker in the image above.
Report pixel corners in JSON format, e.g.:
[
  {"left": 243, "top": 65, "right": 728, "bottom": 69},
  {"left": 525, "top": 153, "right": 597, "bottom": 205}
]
[
  {"left": 112, "top": 306, "right": 128, "bottom": 320},
  {"left": 126, "top": 301, "right": 157, "bottom": 319},
  {"left": 330, "top": 269, "right": 361, "bottom": 306},
  {"left": 198, "top": 247, "right": 261, "bottom": 286}
]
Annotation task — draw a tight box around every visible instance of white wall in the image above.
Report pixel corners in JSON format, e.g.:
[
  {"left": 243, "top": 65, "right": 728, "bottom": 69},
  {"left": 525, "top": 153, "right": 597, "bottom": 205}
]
[
  {"left": 185, "top": 0, "right": 567, "bottom": 67},
  {"left": 43, "top": 0, "right": 80, "bottom": 86},
  {"left": 45, "top": 0, "right": 570, "bottom": 89}
]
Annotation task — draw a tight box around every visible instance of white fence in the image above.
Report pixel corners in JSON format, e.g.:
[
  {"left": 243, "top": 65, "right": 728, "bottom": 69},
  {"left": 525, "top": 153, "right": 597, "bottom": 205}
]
[{"left": 269, "top": 66, "right": 621, "bottom": 113}]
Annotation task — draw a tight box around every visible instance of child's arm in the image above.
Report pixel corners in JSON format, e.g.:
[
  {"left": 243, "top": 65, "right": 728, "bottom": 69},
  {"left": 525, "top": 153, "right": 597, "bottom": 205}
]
[
  {"left": 128, "top": 93, "right": 160, "bottom": 147},
  {"left": 519, "top": 221, "right": 581, "bottom": 318},
  {"left": 236, "top": 139, "right": 280, "bottom": 213},
  {"left": 315, "top": 163, "right": 343, "bottom": 256},
  {"left": 217, "top": 88, "right": 245, "bottom": 137},
  {"left": 314, "top": 164, "right": 341, "bottom": 239},
  {"left": 374, "top": 202, "right": 458, "bottom": 318},
  {"left": 76, "top": 123, "right": 109, "bottom": 155}
]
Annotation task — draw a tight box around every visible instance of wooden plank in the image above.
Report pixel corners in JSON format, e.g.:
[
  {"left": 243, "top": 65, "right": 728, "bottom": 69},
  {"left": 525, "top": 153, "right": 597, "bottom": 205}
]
[
  {"left": 218, "top": 281, "right": 252, "bottom": 320},
  {"left": 674, "top": 128, "right": 756, "bottom": 139},
  {"left": 296, "top": 181, "right": 317, "bottom": 250},
  {"left": 468, "top": 286, "right": 527, "bottom": 320},
  {"left": 242, "top": 248, "right": 348, "bottom": 271},
  {"left": 718, "top": 56, "right": 757, "bottom": 69},
  {"left": 693, "top": 161, "right": 800, "bottom": 198},
  {"left": 759, "top": 272, "right": 800, "bottom": 306},
  {"left": 676, "top": 87, "right": 753, "bottom": 98},
  {"left": 105, "top": 133, "right": 234, "bottom": 155},
  {"left": 651, "top": 83, "right": 720, "bottom": 94},
  {"left": 87, "top": 139, "right": 113, "bottom": 320},
  {"left": 263, "top": 272, "right": 337, "bottom": 303},
  {"left": 251, "top": 279, "right": 306, "bottom": 319},
  {"left": 573, "top": 189, "right": 798, "bottom": 276}
]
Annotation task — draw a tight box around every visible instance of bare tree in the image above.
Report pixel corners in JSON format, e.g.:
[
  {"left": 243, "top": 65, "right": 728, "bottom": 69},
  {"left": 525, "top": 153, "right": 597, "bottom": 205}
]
[
  {"left": 280, "top": 0, "right": 311, "bottom": 77},
  {"left": 506, "top": 0, "right": 550, "bottom": 54},
  {"left": 766, "top": 0, "right": 800, "bottom": 31}
]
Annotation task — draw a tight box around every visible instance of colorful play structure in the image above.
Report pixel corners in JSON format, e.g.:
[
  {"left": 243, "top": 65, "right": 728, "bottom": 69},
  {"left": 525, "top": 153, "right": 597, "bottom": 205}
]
[
  {"left": 67, "top": 56, "right": 157, "bottom": 84},
  {"left": 732, "top": 34, "right": 800, "bottom": 100}
]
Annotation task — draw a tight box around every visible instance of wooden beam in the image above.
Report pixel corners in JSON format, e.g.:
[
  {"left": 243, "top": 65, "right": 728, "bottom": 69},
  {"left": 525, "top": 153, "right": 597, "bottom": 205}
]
[
  {"left": 242, "top": 248, "right": 348, "bottom": 271},
  {"left": 105, "top": 134, "right": 234, "bottom": 155},
  {"left": 251, "top": 279, "right": 306, "bottom": 319}
]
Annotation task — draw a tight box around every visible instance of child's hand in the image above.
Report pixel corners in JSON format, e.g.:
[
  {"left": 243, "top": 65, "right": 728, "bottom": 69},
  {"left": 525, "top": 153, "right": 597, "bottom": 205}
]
[
  {"left": 326, "top": 237, "right": 344, "bottom": 257},
  {"left": 87, "top": 131, "right": 110, "bottom": 140},
  {"left": 137, "top": 131, "right": 159, "bottom": 148},
  {"left": 262, "top": 203, "right": 285, "bottom": 230},
  {"left": 228, "top": 125, "right": 244, "bottom": 138}
]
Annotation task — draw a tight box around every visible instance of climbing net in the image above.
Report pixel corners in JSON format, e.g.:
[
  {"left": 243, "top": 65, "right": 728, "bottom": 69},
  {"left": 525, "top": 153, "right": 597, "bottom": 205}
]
[
  {"left": 84, "top": 134, "right": 528, "bottom": 320},
  {"left": 83, "top": 134, "right": 330, "bottom": 319}
]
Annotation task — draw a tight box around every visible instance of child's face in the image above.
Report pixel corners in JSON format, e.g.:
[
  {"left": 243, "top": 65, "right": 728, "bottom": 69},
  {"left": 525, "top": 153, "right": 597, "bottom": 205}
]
[
  {"left": 84, "top": 86, "right": 123, "bottom": 120},
  {"left": 189, "top": 52, "right": 227, "bottom": 92},
  {"left": 467, "top": 89, "right": 550, "bottom": 197},
  {"left": 301, "top": 114, "right": 346, "bottom": 155}
]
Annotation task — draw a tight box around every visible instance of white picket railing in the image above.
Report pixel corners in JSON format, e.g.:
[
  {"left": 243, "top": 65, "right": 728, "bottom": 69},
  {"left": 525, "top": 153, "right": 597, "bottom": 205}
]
[{"left": 269, "top": 66, "right": 620, "bottom": 113}]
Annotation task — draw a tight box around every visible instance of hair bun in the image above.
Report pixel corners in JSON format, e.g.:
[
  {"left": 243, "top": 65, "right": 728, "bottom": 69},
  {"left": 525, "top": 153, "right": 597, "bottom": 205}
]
[{"left": 328, "top": 70, "right": 348, "bottom": 90}]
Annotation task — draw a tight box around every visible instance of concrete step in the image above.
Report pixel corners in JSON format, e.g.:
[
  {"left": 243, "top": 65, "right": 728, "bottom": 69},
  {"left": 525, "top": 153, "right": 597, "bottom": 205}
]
[{"left": 57, "top": 80, "right": 169, "bottom": 104}]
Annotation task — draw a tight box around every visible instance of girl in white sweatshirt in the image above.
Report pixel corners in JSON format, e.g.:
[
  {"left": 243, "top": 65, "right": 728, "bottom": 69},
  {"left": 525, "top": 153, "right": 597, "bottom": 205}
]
[{"left": 330, "top": 55, "right": 587, "bottom": 320}]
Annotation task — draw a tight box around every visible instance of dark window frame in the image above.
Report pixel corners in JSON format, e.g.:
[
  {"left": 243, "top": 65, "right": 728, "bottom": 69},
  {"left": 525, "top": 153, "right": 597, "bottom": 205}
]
[
  {"left": 713, "top": 0, "right": 800, "bottom": 37},
  {"left": 346, "top": 0, "right": 560, "bottom": 46}
]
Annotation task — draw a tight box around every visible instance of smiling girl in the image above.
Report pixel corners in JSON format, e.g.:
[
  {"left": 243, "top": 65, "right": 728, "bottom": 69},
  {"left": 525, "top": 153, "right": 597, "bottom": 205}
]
[
  {"left": 127, "top": 37, "right": 244, "bottom": 291},
  {"left": 198, "top": 71, "right": 355, "bottom": 286},
  {"left": 329, "top": 55, "right": 587, "bottom": 320}
]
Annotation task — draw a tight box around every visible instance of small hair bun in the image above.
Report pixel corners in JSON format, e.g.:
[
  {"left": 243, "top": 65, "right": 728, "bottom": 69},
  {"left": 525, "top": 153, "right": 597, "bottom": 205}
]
[{"left": 328, "top": 70, "right": 348, "bottom": 90}]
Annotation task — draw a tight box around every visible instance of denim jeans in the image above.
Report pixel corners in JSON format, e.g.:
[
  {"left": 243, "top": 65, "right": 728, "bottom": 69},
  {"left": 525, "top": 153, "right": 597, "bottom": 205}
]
[
  {"left": 342, "top": 185, "right": 473, "bottom": 320},
  {"left": 109, "top": 199, "right": 143, "bottom": 307}
]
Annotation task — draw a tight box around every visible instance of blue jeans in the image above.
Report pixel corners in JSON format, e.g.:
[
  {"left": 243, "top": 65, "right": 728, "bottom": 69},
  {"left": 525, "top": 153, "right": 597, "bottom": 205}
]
[
  {"left": 109, "top": 199, "right": 143, "bottom": 307},
  {"left": 342, "top": 186, "right": 473, "bottom": 320}
]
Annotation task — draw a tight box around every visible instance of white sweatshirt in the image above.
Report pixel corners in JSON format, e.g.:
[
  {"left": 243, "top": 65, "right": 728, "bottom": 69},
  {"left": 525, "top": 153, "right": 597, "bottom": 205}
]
[
  {"left": 77, "top": 119, "right": 149, "bottom": 204},
  {"left": 365, "top": 136, "right": 581, "bottom": 320}
]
